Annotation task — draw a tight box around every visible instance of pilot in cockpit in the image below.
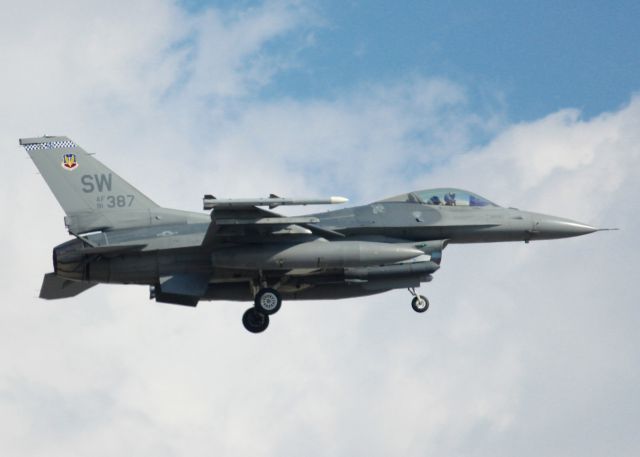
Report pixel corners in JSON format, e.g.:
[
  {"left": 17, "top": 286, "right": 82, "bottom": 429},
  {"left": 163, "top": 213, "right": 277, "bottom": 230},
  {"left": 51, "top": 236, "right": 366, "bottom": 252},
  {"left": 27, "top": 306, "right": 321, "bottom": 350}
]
[
  {"left": 428, "top": 195, "right": 442, "bottom": 205},
  {"left": 444, "top": 192, "right": 456, "bottom": 206}
]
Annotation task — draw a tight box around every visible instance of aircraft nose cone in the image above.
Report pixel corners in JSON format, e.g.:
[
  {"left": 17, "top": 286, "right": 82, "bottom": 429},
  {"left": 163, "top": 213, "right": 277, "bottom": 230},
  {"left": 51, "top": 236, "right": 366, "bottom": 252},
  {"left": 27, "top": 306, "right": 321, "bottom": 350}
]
[{"left": 533, "top": 216, "right": 597, "bottom": 239}]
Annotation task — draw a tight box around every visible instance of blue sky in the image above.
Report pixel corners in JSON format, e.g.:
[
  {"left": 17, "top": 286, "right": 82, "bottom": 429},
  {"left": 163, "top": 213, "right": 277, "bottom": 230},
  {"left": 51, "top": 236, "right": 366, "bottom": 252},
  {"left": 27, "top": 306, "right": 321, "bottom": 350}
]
[{"left": 185, "top": 0, "right": 640, "bottom": 120}]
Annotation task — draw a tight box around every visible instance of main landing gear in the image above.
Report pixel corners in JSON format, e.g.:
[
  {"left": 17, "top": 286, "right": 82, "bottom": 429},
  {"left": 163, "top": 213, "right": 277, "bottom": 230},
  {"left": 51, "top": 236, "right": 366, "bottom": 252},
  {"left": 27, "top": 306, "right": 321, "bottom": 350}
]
[
  {"left": 241, "top": 285, "right": 428, "bottom": 332},
  {"left": 242, "top": 308, "right": 270, "bottom": 333},
  {"left": 242, "top": 286, "right": 283, "bottom": 333},
  {"left": 409, "top": 288, "right": 429, "bottom": 313},
  {"left": 254, "top": 288, "right": 282, "bottom": 315}
]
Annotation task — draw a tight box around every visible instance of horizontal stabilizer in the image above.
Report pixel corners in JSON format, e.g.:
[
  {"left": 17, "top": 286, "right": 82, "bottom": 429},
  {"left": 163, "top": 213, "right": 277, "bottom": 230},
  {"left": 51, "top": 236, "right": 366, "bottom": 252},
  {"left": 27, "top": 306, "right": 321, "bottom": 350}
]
[{"left": 39, "top": 273, "right": 97, "bottom": 299}]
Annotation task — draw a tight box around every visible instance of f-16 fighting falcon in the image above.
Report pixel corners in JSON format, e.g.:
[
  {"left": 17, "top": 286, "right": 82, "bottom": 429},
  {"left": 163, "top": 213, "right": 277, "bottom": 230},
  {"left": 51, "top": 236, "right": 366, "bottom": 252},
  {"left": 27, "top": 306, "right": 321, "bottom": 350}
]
[{"left": 21, "top": 136, "right": 603, "bottom": 333}]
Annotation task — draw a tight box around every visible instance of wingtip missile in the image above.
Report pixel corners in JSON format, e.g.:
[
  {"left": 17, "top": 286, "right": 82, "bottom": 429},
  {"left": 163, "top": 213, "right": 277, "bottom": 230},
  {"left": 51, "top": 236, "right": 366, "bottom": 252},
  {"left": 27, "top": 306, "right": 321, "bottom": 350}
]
[{"left": 203, "top": 195, "right": 350, "bottom": 210}]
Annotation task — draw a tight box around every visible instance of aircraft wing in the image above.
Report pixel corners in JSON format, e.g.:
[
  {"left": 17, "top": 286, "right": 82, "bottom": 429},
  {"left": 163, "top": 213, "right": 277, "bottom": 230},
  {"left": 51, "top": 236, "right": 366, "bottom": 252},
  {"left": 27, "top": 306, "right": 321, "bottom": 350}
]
[{"left": 201, "top": 206, "right": 344, "bottom": 247}]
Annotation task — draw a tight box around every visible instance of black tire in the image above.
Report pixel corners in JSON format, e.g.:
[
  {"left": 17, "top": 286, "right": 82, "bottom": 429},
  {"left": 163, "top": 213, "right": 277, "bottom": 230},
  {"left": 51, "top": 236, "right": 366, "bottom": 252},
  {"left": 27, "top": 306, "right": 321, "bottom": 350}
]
[
  {"left": 254, "top": 288, "right": 282, "bottom": 315},
  {"left": 411, "top": 295, "right": 429, "bottom": 313},
  {"left": 242, "top": 308, "right": 270, "bottom": 333}
]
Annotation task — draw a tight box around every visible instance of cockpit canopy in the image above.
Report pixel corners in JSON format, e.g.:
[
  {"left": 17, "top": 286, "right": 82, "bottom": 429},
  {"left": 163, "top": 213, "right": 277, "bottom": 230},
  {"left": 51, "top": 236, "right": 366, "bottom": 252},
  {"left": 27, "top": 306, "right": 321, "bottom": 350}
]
[{"left": 380, "top": 188, "right": 499, "bottom": 207}]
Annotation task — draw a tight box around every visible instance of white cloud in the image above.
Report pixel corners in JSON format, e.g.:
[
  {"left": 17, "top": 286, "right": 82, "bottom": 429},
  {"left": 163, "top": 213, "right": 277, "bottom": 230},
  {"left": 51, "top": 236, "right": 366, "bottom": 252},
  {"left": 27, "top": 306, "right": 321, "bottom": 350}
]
[
  {"left": 0, "top": 1, "right": 638, "bottom": 456},
  {"left": 185, "top": 1, "right": 316, "bottom": 99}
]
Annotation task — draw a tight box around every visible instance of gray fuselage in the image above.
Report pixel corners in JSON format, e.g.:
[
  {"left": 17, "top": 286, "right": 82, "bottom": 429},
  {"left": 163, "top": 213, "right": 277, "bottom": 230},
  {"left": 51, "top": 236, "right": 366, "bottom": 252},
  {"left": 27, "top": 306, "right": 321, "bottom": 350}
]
[{"left": 52, "top": 199, "right": 595, "bottom": 301}]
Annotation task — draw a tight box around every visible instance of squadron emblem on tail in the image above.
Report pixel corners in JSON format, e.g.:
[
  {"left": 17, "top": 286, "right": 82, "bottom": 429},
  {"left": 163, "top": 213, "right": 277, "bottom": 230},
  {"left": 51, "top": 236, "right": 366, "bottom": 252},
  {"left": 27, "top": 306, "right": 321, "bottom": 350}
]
[{"left": 61, "top": 153, "right": 78, "bottom": 170}]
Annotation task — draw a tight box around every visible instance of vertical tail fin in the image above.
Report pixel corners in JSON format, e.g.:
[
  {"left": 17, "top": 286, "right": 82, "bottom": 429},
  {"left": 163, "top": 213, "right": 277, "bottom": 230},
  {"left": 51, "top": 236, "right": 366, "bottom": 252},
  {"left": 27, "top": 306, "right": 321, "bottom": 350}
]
[{"left": 20, "top": 136, "right": 159, "bottom": 233}]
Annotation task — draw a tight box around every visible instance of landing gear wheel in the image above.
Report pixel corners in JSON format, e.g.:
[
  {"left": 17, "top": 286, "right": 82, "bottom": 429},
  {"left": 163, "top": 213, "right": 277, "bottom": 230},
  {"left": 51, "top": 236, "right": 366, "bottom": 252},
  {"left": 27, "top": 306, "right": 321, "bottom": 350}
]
[
  {"left": 242, "top": 308, "right": 270, "bottom": 333},
  {"left": 254, "top": 288, "right": 282, "bottom": 315},
  {"left": 411, "top": 295, "right": 429, "bottom": 313}
]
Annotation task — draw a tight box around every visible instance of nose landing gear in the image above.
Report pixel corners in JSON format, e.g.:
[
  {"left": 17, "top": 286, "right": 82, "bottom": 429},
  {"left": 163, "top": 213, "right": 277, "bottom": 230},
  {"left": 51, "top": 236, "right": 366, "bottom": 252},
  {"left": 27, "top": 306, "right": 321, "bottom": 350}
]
[{"left": 408, "top": 288, "right": 429, "bottom": 313}]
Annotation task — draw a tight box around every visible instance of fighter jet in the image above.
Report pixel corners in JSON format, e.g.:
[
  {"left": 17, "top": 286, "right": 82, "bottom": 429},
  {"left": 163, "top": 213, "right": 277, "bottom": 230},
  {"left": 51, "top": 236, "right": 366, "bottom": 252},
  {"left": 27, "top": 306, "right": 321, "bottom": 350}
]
[{"left": 21, "top": 136, "right": 602, "bottom": 333}]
